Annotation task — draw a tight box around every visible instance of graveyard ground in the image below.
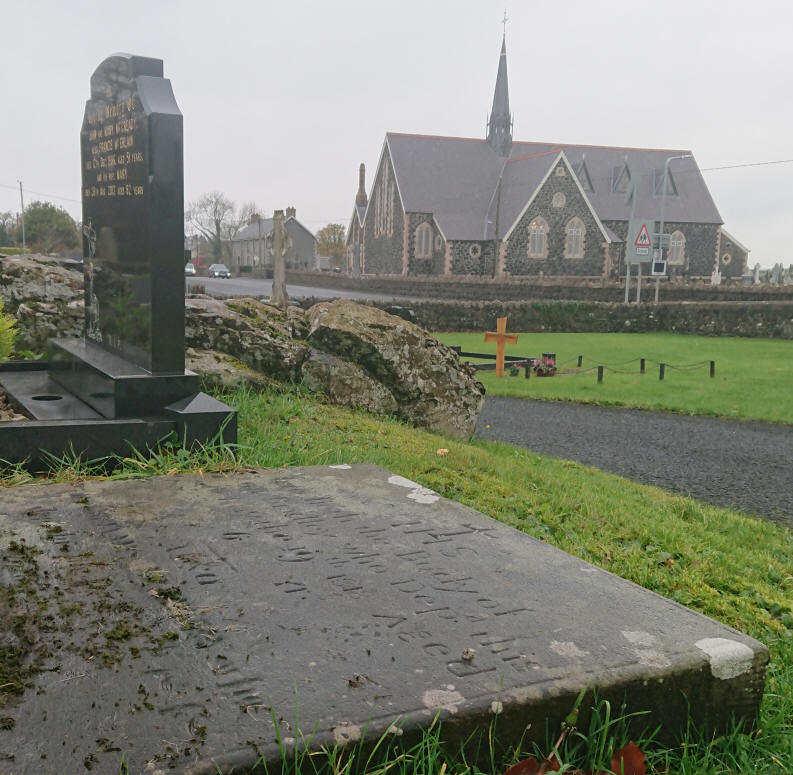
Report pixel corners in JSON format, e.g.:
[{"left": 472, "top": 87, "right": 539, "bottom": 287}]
[
  {"left": 434, "top": 332, "right": 793, "bottom": 424},
  {"left": 2, "top": 382, "right": 792, "bottom": 774}
]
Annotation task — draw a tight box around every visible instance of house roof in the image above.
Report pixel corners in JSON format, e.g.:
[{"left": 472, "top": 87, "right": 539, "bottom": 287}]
[
  {"left": 232, "top": 216, "right": 317, "bottom": 243},
  {"left": 383, "top": 132, "right": 722, "bottom": 241}
]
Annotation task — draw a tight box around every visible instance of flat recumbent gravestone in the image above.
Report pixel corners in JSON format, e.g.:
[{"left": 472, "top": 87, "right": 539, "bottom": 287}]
[{"left": 0, "top": 465, "right": 766, "bottom": 773}]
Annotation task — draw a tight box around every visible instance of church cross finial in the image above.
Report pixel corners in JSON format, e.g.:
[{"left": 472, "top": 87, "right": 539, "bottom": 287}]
[{"left": 502, "top": 9, "right": 508, "bottom": 36}]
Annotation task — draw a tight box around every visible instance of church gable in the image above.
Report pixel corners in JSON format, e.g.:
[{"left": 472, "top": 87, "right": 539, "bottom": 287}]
[
  {"left": 362, "top": 145, "right": 405, "bottom": 275},
  {"left": 503, "top": 155, "right": 609, "bottom": 277}
]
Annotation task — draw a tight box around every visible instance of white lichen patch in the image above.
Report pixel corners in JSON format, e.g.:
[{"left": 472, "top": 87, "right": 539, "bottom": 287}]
[
  {"left": 637, "top": 650, "right": 671, "bottom": 668},
  {"left": 332, "top": 723, "right": 362, "bottom": 744},
  {"left": 622, "top": 631, "right": 670, "bottom": 668},
  {"left": 490, "top": 700, "right": 503, "bottom": 715},
  {"left": 622, "top": 631, "right": 656, "bottom": 648},
  {"left": 387, "top": 474, "right": 439, "bottom": 504},
  {"left": 549, "top": 640, "right": 590, "bottom": 658},
  {"left": 422, "top": 687, "right": 464, "bottom": 713},
  {"left": 329, "top": 464, "right": 352, "bottom": 470},
  {"left": 695, "top": 637, "right": 755, "bottom": 679}
]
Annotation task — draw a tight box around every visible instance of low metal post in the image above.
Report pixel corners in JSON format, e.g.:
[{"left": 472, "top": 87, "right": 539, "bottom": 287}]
[
  {"left": 525, "top": 362, "right": 531, "bottom": 379},
  {"left": 640, "top": 357, "right": 645, "bottom": 374},
  {"left": 659, "top": 363, "right": 665, "bottom": 380},
  {"left": 577, "top": 355, "right": 583, "bottom": 367},
  {"left": 597, "top": 365, "right": 603, "bottom": 383},
  {"left": 710, "top": 360, "right": 715, "bottom": 378}
]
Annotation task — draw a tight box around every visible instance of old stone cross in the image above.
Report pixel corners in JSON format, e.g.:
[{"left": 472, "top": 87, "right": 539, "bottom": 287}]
[{"left": 484, "top": 316, "right": 518, "bottom": 377}]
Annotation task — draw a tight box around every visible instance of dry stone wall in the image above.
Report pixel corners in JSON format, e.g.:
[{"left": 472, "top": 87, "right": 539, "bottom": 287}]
[{"left": 371, "top": 299, "right": 793, "bottom": 338}]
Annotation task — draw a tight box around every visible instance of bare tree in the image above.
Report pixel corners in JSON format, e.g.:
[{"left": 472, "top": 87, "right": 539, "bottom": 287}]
[
  {"left": 185, "top": 191, "right": 236, "bottom": 262},
  {"left": 185, "top": 193, "right": 267, "bottom": 263}
]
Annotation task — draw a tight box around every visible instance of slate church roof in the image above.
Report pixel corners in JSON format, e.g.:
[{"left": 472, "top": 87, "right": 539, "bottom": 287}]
[{"left": 372, "top": 36, "right": 722, "bottom": 244}]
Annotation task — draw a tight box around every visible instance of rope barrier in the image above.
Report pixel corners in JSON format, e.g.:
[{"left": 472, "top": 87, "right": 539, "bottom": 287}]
[{"left": 451, "top": 346, "right": 716, "bottom": 380}]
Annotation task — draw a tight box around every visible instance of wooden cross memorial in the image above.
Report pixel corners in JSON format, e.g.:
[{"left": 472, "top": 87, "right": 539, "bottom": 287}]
[{"left": 484, "top": 316, "right": 518, "bottom": 377}]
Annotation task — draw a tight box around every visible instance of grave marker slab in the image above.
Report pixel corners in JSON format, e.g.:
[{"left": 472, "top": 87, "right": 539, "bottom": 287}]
[
  {"left": 0, "top": 466, "right": 767, "bottom": 773},
  {"left": 0, "top": 53, "right": 235, "bottom": 466},
  {"left": 80, "top": 54, "right": 184, "bottom": 373}
]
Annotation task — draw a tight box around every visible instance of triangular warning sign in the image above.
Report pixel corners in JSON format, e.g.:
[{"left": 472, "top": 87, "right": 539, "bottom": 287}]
[{"left": 634, "top": 224, "right": 652, "bottom": 247}]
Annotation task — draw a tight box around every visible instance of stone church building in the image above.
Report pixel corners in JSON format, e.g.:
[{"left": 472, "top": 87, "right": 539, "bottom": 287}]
[{"left": 347, "top": 37, "right": 748, "bottom": 281}]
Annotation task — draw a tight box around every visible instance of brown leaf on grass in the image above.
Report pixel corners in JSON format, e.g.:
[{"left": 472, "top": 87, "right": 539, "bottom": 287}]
[
  {"left": 436, "top": 448, "right": 449, "bottom": 456},
  {"left": 503, "top": 755, "right": 560, "bottom": 775},
  {"left": 610, "top": 741, "right": 646, "bottom": 775}
]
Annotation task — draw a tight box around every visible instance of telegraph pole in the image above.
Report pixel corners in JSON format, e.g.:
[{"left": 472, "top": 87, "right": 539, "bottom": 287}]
[{"left": 17, "top": 180, "right": 26, "bottom": 253}]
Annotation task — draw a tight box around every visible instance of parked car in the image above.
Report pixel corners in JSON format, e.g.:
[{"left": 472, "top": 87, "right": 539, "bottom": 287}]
[
  {"left": 184, "top": 262, "right": 197, "bottom": 276},
  {"left": 207, "top": 263, "right": 231, "bottom": 278}
]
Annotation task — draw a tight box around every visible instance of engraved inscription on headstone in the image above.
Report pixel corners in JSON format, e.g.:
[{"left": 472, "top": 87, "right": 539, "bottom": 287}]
[{"left": 80, "top": 54, "right": 185, "bottom": 372}]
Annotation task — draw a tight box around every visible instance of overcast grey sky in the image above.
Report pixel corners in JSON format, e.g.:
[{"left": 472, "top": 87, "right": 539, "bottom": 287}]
[{"left": 1, "top": 0, "right": 790, "bottom": 267}]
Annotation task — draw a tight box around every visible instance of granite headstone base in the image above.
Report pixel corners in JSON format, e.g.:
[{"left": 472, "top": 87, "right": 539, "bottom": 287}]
[
  {"left": 0, "top": 466, "right": 767, "bottom": 773},
  {"left": 0, "top": 340, "right": 235, "bottom": 469}
]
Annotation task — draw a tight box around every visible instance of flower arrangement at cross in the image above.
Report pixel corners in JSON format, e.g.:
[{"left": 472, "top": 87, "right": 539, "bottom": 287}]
[{"left": 533, "top": 353, "right": 556, "bottom": 377}]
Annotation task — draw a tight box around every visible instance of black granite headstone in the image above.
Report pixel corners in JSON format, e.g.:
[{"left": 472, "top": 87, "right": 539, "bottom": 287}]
[
  {"left": 0, "top": 53, "right": 236, "bottom": 465},
  {"left": 80, "top": 54, "right": 184, "bottom": 373}
]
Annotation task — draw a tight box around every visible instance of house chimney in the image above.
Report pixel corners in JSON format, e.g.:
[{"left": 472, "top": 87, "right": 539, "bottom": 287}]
[
  {"left": 248, "top": 213, "right": 260, "bottom": 225},
  {"left": 285, "top": 206, "right": 296, "bottom": 219},
  {"left": 356, "top": 163, "right": 367, "bottom": 206}
]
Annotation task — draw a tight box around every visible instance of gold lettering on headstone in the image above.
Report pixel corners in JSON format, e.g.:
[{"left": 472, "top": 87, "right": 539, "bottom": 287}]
[{"left": 84, "top": 99, "right": 145, "bottom": 199}]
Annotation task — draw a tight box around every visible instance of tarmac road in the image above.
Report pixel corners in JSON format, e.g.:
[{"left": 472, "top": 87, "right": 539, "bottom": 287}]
[
  {"left": 187, "top": 276, "right": 414, "bottom": 303},
  {"left": 475, "top": 396, "right": 793, "bottom": 527}
]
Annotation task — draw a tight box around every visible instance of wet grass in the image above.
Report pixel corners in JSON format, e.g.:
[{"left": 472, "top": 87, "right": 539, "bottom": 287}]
[
  {"left": 2, "top": 382, "right": 792, "bottom": 773},
  {"left": 434, "top": 331, "right": 793, "bottom": 424}
]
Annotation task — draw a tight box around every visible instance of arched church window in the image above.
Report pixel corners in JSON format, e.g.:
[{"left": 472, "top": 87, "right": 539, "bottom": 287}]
[
  {"left": 552, "top": 192, "right": 566, "bottom": 208},
  {"left": 374, "top": 163, "right": 394, "bottom": 238},
  {"left": 415, "top": 223, "right": 432, "bottom": 259},
  {"left": 528, "top": 217, "right": 548, "bottom": 259},
  {"left": 668, "top": 231, "right": 685, "bottom": 265},
  {"left": 564, "top": 217, "right": 585, "bottom": 258}
]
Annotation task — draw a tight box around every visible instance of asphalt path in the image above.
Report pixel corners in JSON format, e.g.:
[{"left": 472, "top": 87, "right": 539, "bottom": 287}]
[
  {"left": 475, "top": 397, "right": 793, "bottom": 526},
  {"left": 187, "top": 276, "right": 413, "bottom": 303}
]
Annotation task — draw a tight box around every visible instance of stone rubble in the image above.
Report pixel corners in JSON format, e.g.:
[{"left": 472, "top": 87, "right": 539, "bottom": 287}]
[{"left": 1, "top": 257, "right": 485, "bottom": 439}]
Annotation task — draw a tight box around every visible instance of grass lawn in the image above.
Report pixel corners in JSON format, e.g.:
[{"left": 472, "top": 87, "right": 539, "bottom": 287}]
[
  {"left": 433, "top": 332, "right": 793, "bottom": 424},
  {"left": 5, "top": 383, "right": 790, "bottom": 773}
]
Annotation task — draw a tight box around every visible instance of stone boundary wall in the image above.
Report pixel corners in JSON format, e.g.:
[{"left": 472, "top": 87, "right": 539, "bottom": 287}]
[
  {"left": 349, "top": 300, "right": 793, "bottom": 339},
  {"left": 285, "top": 269, "right": 793, "bottom": 303}
]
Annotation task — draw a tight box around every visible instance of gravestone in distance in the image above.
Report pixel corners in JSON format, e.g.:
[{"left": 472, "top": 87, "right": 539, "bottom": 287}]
[{"left": 79, "top": 54, "right": 185, "bottom": 372}]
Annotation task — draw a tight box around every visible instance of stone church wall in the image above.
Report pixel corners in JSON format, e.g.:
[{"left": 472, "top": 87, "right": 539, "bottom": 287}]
[
  {"left": 406, "top": 213, "right": 445, "bottom": 275},
  {"left": 718, "top": 231, "right": 749, "bottom": 279},
  {"left": 450, "top": 241, "right": 497, "bottom": 276},
  {"left": 664, "top": 221, "right": 720, "bottom": 278},
  {"left": 362, "top": 154, "right": 405, "bottom": 275},
  {"left": 504, "top": 164, "right": 606, "bottom": 277}
]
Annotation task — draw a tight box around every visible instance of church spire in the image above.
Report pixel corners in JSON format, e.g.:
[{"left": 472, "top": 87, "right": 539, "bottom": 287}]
[{"left": 487, "top": 23, "right": 512, "bottom": 157}]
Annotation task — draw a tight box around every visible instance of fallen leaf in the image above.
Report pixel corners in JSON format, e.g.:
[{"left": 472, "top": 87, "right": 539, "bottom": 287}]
[
  {"left": 288, "top": 417, "right": 299, "bottom": 423},
  {"left": 610, "top": 741, "right": 646, "bottom": 775},
  {"left": 436, "top": 448, "right": 449, "bottom": 456}
]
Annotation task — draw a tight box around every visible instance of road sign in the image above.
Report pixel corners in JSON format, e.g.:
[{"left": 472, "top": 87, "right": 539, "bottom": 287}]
[
  {"left": 626, "top": 219, "right": 655, "bottom": 263},
  {"left": 634, "top": 224, "right": 652, "bottom": 247},
  {"left": 651, "top": 260, "right": 667, "bottom": 276},
  {"left": 653, "top": 233, "right": 670, "bottom": 249}
]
